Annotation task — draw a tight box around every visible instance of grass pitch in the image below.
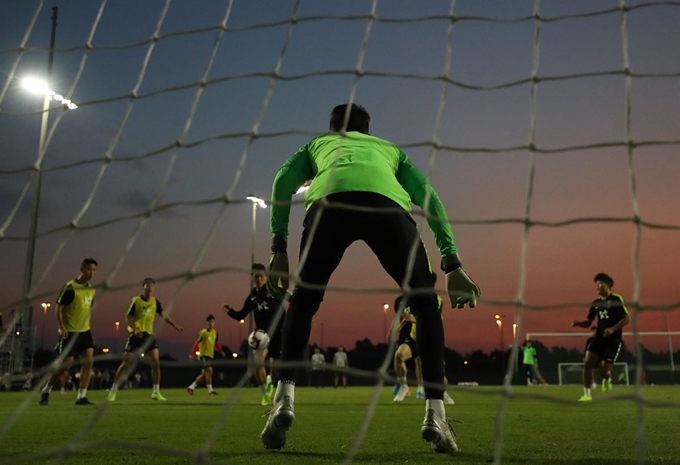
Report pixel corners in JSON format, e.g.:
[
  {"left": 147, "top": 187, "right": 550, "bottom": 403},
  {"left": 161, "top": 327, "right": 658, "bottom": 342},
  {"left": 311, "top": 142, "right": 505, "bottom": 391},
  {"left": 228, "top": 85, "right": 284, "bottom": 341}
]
[{"left": 1, "top": 385, "right": 679, "bottom": 464}]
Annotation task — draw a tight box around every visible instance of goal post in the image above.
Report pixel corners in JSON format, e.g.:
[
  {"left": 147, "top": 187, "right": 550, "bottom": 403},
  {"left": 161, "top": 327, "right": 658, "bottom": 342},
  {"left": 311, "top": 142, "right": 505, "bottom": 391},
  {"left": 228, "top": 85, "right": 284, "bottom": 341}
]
[{"left": 558, "top": 362, "right": 630, "bottom": 386}]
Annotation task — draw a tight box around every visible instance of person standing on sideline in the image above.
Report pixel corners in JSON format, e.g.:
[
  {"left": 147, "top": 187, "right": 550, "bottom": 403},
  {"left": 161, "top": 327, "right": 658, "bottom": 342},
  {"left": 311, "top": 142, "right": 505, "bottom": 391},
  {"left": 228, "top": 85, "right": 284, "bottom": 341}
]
[
  {"left": 310, "top": 346, "right": 325, "bottom": 388},
  {"left": 572, "top": 272, "right": 629, "bottom": 401},
  {"left": 333, "top": 345, "right": 349, "bottom": 388},
  {"left": 107, "top": 278, "right": 183, "bottom": 402},
  {"left": 187, "top": 314, "right": 225, "bottom": 395},
  {"left": 260, "top": 103, "right": 479, "bottom": 454},
  {"left": 40, "top": 258, "right": 98, "bottom": 406}
]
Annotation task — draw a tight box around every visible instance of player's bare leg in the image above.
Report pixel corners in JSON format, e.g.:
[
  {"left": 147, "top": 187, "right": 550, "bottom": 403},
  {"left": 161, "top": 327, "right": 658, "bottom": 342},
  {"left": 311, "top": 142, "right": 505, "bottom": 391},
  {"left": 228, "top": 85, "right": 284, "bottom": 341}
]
[
  {"left": 108, "top": 351, "right": 136, "bottom": 401},
  {"left": 267, "top": 357, "right": 279, "bottom": 400},
  {"left": 415, "top": 357, "right": 425, "bottom": 399},
  {"left": 394, "top": 344, "right": 412, "bottom": 402},
  {"left": 579, "top": 351, "right": 599, "bottom": 401},
  {"left": 75, "top": 348, "right": 94, "bottom": 405},
  {"left": 148, "top": 349, "right": 166, "bottom": 400},
  {"left": 40, "top": 356, "right": 74, "bottom": 405},
  {"left": 254, "top": 348, "right": 269, "bottom": 405},
  {"left": 600, "top": 360, "right": 613, "bottom": 393}
]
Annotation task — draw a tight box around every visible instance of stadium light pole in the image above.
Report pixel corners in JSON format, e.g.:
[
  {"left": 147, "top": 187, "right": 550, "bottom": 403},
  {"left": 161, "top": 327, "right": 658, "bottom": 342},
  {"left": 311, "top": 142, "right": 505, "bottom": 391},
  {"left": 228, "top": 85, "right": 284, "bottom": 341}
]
[
  {"left": 382, "top": 303, "right": 389, "bottom": 342},
  {"left": 495, "top": 314, "right": 506, "bottom": 352},
  {"left": 40, "top": 302, "right": 50, "bottom": 349},
  {"left": 20, "top": 7, "right": 59, "bottom": 342},
  {"left": 114, "top": 321, "right": 120, "bottom": 353},
  {"left": 246, "top": 195, "right": 267, "bottom": 355}
]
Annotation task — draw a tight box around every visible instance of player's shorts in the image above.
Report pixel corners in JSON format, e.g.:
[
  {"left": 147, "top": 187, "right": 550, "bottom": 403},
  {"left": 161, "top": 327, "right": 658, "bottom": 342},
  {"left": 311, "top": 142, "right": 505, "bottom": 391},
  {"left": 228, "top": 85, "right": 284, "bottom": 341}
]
[
  {"left": 587, "top": 337, "right": 623, "bottom": 364},
  {"left": 55, "top": 330, "right": 95, "bottom": 357},
  {"left": 397, "top": 337, "right": 418, "bottom": 359},
  {"left": 199, "top": 356, "right": 213, "bottom": 368},
  {"left": 124, "top": 332, "right": 159, "bottom": 354}
]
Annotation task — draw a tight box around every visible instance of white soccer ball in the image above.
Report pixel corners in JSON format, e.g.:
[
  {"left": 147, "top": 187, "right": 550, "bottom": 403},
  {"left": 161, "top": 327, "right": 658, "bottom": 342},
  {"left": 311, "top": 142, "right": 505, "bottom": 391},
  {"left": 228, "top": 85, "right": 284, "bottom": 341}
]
[{"left": 248, "top": 329, "right": 270, "bottom": 350}]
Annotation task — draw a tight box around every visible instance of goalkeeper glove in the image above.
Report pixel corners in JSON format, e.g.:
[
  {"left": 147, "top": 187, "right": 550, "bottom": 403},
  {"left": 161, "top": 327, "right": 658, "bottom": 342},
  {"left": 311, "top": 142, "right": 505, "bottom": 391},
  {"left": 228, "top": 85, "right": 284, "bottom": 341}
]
[
  {"left": 269, "top": 234, "right": 289, "bottom": 290},
  {"left": 441, "top": 254, "right": 480, "bottom": 309}
]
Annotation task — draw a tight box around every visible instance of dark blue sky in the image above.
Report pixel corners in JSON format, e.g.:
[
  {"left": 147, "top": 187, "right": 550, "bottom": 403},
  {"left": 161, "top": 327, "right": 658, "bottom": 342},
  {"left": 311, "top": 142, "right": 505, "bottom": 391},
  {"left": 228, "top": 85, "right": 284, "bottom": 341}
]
[{"left": 1, "top": 0, "right": 679, "bottom": 357}]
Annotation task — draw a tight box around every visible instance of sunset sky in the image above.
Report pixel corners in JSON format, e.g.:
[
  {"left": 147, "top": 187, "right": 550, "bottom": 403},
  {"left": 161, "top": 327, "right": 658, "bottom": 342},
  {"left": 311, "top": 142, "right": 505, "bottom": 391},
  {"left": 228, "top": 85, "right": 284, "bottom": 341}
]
[{"left": 1, "top": 0, "right": 679, "bottom": 359}]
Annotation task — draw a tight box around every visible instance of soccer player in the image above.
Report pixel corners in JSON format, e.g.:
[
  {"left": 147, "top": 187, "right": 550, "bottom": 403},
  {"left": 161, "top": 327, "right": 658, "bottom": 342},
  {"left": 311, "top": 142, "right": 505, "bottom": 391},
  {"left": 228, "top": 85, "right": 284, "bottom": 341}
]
[
  {"left": 391, "top": 298, "right": 419, "bottom": 401},
  {"left": 520, "top": 340, "right": 537, "bottom": 386},
  {"left": 39, "top": 258, "right": 98, "bottom": 406},
  {"left": 107, "top": 278, "right": 183, "bottom": 402},
  {"left": 572, "top": 272, "right": 629, "bottom": 401},
  {"left": 187, "top": 314, "right": 225, "bottom": 395},
  {"left": 261, "top": 103, "right": 479, "bottom": 453},
  {"left": 333, "top": 345, "right": 349, "bottom": 388},
  {"left": 393, "top": 294, "right": 455, "bottom": 404},
  {"left": 310, "top": 346, "right": 325, "bottom": 388},
  {"left": 223, "top": 263, "right": 286, "bottom": 406}
]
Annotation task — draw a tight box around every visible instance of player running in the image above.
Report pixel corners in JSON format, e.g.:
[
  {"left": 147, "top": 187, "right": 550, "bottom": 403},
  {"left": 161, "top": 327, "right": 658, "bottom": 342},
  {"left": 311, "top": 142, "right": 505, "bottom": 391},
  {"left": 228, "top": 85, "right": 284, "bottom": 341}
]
[
  {"left": 572, "top": 272, "right": 629, "bottom": 401},
  {"left": 107, "top": 278, "right": 183, "bottom": 402},
  {"left": 223, "top": 263, "right": 286, "bottom": 406},
  {"left": 187, "top": 314, "right": 225, "bottom": 395}
]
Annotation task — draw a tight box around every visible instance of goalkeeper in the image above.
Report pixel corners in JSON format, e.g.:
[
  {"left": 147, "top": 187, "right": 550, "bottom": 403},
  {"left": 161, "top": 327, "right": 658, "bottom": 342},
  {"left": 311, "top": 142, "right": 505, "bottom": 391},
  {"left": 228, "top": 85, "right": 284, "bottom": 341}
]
[{"left": 261, "top": 103, "right": 480, "bottom": 454}]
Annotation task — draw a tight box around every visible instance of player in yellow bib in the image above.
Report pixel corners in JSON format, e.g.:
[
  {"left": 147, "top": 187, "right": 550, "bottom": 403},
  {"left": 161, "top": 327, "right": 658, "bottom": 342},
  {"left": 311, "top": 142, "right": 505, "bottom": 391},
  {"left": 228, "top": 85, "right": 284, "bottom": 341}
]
[
  {"left": 40, "top": 258, "right": 98, "bottom": 406},
  {"left": 107, "top": 278, "right": 183, "bottom": 401},
  {"left": 187, "top": 314, "right": 225, "bottom": 395}
]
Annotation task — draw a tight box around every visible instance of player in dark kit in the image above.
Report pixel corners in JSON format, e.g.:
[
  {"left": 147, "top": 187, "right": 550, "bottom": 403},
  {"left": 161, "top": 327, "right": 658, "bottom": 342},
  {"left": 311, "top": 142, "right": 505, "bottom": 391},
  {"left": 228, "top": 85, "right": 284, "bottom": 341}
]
[
  {"left": 223, "top": 263, "right": 286, "bottom": 406},
  {"left": 572, "top": 272, "right": 629, "bottom": 401}
]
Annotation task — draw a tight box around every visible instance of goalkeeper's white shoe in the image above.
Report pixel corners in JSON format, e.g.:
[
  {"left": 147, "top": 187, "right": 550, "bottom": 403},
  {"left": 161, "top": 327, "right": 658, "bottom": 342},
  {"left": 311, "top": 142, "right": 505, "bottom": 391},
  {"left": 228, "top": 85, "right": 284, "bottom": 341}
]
[
  {"left": 260, "top": 395, "right": 295, "bottom": 450},
  {"left": 393, "top": 385, "right": 409, "bottom": 402},
  {"left": 443, "top": 392, "right": 455, "bottom": 405},
  {"left": 421, "top": 409, "right": 459, "bottom": 454}
]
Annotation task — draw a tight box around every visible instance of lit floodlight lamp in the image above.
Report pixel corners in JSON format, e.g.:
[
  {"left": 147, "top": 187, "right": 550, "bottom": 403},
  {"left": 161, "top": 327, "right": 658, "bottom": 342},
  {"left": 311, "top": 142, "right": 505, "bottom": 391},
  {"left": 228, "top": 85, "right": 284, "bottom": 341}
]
[
  {"left": 21, "top": 77, "right": 54, "bottom": 96},
  {"left": 246, "top": 195, "right": 267, "bottom": 209}
]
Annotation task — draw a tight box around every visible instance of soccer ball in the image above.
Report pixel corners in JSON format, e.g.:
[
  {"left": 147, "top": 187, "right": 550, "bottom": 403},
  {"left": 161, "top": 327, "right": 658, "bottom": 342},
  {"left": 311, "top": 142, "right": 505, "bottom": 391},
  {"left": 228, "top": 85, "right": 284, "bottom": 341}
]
[{"left": 248, "top": 329, "right": 270, "bottom": 350}]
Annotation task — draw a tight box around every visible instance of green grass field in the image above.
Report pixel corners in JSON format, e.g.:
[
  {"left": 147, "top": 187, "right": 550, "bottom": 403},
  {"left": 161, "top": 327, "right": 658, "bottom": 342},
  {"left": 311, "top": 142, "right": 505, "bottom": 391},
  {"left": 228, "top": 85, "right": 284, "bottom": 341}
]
[{"left": 1, "top": 385, "right": 679, "bottom": 464}]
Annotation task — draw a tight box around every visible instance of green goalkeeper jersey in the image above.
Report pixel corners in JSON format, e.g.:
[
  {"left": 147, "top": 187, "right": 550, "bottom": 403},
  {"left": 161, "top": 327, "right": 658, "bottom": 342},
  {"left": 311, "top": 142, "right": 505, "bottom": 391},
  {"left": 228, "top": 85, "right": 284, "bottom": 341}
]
[
  {"left": 521, "top": 346, "right": 537, "bottom": 365},
  {"left": 270, "top": 132, "right": 457, "bottom": 257}
]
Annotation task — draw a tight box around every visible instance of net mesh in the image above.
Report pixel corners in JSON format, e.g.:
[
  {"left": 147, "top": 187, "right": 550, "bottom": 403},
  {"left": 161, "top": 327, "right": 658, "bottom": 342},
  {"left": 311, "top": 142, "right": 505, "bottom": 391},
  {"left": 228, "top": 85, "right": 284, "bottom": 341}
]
[{"left": 1, "top": 1, "right": 680, "bottom": 464}]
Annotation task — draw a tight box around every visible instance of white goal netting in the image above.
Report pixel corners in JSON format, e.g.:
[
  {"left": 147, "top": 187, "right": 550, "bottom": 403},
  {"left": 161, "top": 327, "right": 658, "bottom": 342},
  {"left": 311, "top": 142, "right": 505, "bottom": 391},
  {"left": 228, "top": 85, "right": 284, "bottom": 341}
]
[
  {"left": 558, "top": 362, "right": 630, "bottom": 386},
  {"left": 2, "top": 1, "right": 680, "bottom": 464}
]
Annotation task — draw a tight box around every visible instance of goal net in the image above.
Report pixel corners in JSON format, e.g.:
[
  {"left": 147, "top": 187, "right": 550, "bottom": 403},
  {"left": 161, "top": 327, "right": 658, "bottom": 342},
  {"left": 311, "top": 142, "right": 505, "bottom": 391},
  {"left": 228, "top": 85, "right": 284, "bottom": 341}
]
[
  {"left": 558, "top": 362, "right": 630, "bottom": 386},
  {"left": 1, "top": 1, "right": 680, "bottom": 464}
]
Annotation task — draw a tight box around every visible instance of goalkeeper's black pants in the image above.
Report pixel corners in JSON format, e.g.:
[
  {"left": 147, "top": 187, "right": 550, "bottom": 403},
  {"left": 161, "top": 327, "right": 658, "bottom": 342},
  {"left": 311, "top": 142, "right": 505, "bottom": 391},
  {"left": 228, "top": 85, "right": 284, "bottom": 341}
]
[{"left": 279, "top": 192, "right": 445, "bottom": 400}]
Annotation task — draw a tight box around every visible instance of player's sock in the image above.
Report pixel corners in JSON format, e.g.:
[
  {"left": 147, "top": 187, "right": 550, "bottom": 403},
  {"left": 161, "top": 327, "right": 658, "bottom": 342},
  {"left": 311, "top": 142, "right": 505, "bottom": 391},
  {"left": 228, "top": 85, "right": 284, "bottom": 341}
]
[
  {"left": 153, "top": 384, "right": 160, "bottom": 394},
  {"left": 274, "top": 380, "right": 295, "bottom": 403},
  {"left": 583, "top": 387, "right": 591, "bottom": 397},
  {"left": 399, "top": 376, "right": 408, "bottom": 387},
  {"left": 41, "top": 384, "right": 53, "bottom": 394},
  {"left": 259, "top": 384, "right": 267, "bottom": 396},
  {"left": 77, "top": 388, "right": 87, "bottom": 399},
  {"left": 207, "top": 384, "right": 213, "bottom": 392},
  {"left": 189, "top": 382, "right": 197, "bottom": 390},
  {"left": 109, "top": 384, "right": 119, "bottom": 395},
  {"left": 425, "top": 399, "right": 446, "bottom": 418},
  {"left": 417, "top": 385, "right": 424, "bottom": 394}
]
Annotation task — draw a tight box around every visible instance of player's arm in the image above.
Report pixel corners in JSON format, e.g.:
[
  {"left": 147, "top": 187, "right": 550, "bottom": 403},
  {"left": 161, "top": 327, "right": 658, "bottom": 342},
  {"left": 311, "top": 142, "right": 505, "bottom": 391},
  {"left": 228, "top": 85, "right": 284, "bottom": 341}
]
[
  {"left": 573, "top": 302, "right": 597, "bottom": 328},
  {"left": 269, "top": 144, "right": 315, "bottom": 290},
  {"left": 190, "top": 336, "right": 201, "bottom": 358},
  {"left": 604, "top": 295, "right": 630, "bottom": 336},
  {"left": 126, "top": 300, "right": 141, "bottom": 336},
  {"left": 396, "top": 150, "right": 479, "bottom": 309},
  {"left": 223, "top": 296, "right": 253, "bottom": 321},
  {"left": 214, "top": 340, "right": 226, "bottom": 356},
  {"left": 55, "top": 284, "right": 75, "bottom": 338},
  {"left": 156, "top": 300, "right": 183, "bottom": 332}
]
